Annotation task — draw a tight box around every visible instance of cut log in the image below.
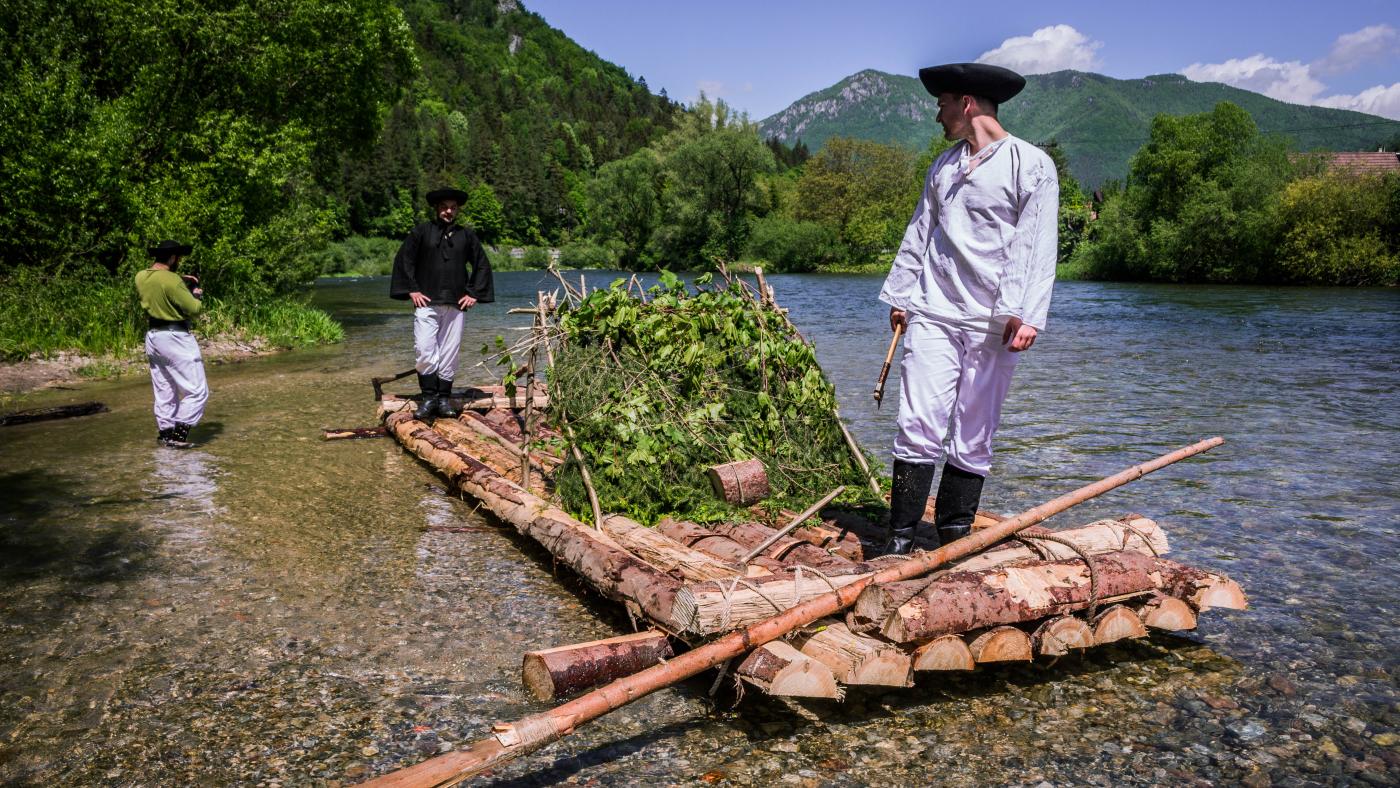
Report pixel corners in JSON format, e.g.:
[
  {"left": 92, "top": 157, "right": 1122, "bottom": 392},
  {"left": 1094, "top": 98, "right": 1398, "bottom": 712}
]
[
  {"left": 1150, "top": 559, "right": 1248, "bottom": 612},
  {"left": 953, "top": 516, "right": 1168, "bottom": 573},
  {"left": 736, "top": 641, "right": 843, "bottom": 699},
  {"left": 1032, "top": 615, "right": 1095, "bottom": 656},
  {"left": 705, "top": 520, "right": 856, "bottom": 572},
  {"left": 321, "top": 426, "right": 388, "bottom": 440},
  {"left": 1, "top": 401, "right": 107, "bottom": 426},
  {"left": 967, "top": 626, "right": 1033, "bottom": 663},
  {"left": 672, "top": 564, "right": 883, "bottom": 634},
  {"left": 871, "top": 551, "right": 1165, "bottom": 643},
  {"left": 654, "top": 519, "right": 786, "bottom": 575},
  {"left": 1136, "top": 594, "right": 1198, "bottom": 631},
  {"left": 431, "top": 419, "right": 549, "bottom": 497},
  {"left": 523, "top": 631, "right": 674, "bottom": 701},
  {"left": 454, "top": 411, "right": 565, "bottom": 470},
  {"left": 791, "top": 621, "right": 912, "bottom": 686},
  {"left": 912, "top": 634, "right": 975, "bottom": 671},
  {"left": 1091, "top": 604, "right": 1148, "bottom": 644},
  {"left": 385, "top": 412, "right": 681, "bottom": 630},
  {"left": 707, "top": 459, "right": 770, "bottom": 505},
  {"left": 378, "top": 389, "right": 548, "bottom": 419},
  {"left": 599, "top": 515, "right": 745, "bottom": 584}
]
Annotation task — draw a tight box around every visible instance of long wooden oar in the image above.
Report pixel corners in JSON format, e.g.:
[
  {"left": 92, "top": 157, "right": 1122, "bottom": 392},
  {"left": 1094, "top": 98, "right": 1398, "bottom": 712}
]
[
  {"left": 362, "top": 436, "right": 1224, "bottom": 787},
  {"left": 871, "top": 323, "right": 904, "bottom": 408}
]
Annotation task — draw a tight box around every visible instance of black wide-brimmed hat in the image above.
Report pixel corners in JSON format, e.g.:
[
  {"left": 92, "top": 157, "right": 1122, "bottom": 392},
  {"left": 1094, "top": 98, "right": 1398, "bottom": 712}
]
[
  {"left": 426, "top": 187, "right": 470, "bottom": 206},
  {"left": 918, "top": 63, "right": 1026, "bottom": 104},
  {"left": 147, "top": 240, "right": 193, "bottom": 260}
]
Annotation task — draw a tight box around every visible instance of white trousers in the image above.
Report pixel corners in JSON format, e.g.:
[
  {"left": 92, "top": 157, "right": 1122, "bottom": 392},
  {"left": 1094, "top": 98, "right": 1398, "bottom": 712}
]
[
  {"left": 413, "top": 305, "right": 465, "bottom": 381},
  {"left": 892, "top": 320, "right": 1019, "bottom": 476},
  {"left": 146, "top": 330, "right": 208, "bottom": 430}
]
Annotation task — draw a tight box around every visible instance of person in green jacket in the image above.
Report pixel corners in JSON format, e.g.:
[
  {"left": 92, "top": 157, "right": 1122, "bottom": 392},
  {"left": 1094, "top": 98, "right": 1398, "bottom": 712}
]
[{"left": 135, "top": 240, "right": 207, "bottom": 448}]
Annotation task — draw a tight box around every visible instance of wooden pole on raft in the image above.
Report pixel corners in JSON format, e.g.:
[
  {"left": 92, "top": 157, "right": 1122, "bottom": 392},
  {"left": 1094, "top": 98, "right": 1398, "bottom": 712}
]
[
  {"left": 361, "top": 436, "right": 1223, "bottom": 787},
  {"left": 739, "top": 486, "right": 846, "bottom": 564}
]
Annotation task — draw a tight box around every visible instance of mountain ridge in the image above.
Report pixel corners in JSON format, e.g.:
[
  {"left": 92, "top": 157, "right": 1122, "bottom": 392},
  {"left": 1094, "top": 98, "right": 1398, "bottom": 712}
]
[{"left": 758, "top": 69, "right": 1400, "bottom": 187}]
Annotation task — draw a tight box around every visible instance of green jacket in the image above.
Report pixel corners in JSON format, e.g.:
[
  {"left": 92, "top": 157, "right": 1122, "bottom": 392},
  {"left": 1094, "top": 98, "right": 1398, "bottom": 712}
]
[{"left": 135, "top": 269, "right": 203, "bottom": 322}]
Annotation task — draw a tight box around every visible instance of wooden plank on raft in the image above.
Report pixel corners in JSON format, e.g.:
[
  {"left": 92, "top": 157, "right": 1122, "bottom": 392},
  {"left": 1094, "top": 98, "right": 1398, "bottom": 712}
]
[
  {"left": 522, "top": 631, "right": 673, "bottom": 701},
  {"left": 736, "top": 641, "right": 843, "bottom": 699}
]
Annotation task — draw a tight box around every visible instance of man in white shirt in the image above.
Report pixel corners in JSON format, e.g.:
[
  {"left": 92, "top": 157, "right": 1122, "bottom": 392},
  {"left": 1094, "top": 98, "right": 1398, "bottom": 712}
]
[{"left": 879, "top": 63, "right": 1058, "bottom": 553}]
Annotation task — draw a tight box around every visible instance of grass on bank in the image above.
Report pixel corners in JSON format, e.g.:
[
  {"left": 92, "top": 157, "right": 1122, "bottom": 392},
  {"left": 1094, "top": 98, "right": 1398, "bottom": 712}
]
[{"left": 0, "top": 266, "right": 342, "bottom": 362}]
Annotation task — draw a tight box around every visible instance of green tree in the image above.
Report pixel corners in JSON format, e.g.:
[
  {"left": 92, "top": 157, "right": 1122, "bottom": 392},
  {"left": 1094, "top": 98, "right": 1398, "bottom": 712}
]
[
  {"left": 1276, "top": 173, "right": 1399, "bottom": 285},
  {"left": 795, "top": 138, "right": 917, "bottom": 262},
  {"left": 462, "top": 182, "right": 506, "bottom": 244},
  {"left": 585, "top": 151, "right": 662, "bottom": 268},
  {"left": 652, "top": 124, "right": 776, "bottom": 267}
]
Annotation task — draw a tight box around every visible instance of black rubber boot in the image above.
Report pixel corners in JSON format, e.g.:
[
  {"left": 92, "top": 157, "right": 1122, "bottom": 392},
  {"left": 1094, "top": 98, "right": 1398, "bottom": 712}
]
[
  {"left": 413, "top": 373, "right": 439, "bottom": 421},
  {"left": 884, "top": 460, "right": 938, "bottom": 555},
  {"left": 934, "top": 463, "right": 985, "bottom": 545},
  {"left": 160, "top": 425, "right": 193, "bottom": 449},
  {"left": 436, "top": 377, "right": 459, "bottom": 419}
]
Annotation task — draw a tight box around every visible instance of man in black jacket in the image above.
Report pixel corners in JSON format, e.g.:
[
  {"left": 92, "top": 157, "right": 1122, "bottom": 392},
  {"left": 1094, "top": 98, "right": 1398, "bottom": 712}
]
[{"left": 390, "top": 187, "right": 495, "bottom": 420}]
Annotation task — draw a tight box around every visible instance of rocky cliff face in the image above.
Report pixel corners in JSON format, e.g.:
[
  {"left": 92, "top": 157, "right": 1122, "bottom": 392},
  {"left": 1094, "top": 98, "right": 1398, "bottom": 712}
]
[{"left": 759, "top": 70, "right": 934, "bottom": 146}]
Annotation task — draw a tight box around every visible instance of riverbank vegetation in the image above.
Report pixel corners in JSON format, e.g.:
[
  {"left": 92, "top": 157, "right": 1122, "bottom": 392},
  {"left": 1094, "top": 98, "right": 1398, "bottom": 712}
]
[{"left": 5, "top": 1, "right": 1394, "bottom": 364}]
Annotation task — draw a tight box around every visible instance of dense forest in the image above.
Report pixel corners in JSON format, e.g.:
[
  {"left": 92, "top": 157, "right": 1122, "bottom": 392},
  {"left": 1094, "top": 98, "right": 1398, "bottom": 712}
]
[{"left": 1, "top": 0, "right": 1395, "bottom": 362}]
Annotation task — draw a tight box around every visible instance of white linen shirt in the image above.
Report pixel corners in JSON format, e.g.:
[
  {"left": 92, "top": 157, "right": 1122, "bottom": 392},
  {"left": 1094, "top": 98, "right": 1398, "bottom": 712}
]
[{"left": 879, "top": 134, "right": 1059, "bottom": 332}]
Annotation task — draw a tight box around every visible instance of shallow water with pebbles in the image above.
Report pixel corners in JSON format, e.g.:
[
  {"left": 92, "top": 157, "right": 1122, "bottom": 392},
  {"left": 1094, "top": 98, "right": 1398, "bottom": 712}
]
[{"left": 1, "top": 273, "right": 1395, "bottom": 786}]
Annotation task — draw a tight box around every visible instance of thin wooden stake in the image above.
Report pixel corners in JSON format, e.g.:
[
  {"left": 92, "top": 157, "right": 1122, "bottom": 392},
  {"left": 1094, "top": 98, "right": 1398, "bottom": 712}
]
[
  {"left": 362, "top": 437, "right": 1224, "bottom": 787},
  {"left": 538, "top": 302, "right": 604, "bottom": 530},
  {"left": 741, "top": 486, "right": 846, "bottom": 564}
]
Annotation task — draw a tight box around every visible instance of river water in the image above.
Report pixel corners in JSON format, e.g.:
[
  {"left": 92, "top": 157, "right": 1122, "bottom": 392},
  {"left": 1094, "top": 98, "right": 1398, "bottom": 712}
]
[{"left": 1, "top": 273, "right": 1396, "bottom": 786}]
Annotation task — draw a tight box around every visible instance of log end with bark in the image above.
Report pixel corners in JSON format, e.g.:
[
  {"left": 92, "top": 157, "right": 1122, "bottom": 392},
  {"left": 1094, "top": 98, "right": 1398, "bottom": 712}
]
[
  {"left": 1032, "top": 616, "right": 1095, "bottom": 656},
  {"left": 1137, "top": 594, "right": 1198, "bottom": 631},
  {"left": 707, "top": 459, "right": 770, "bottom": 505},
  {"left": 912, "top": 634, "right": 976, "bottom": 671},
  {"left": 522, "top": 631, "right": 674, "bottom": 701},
  {"left": 967, "top": 626, "right": 1033, "bottom": 663},
  {"left": 737, "top": 641, "right": 843, "bottom": 699}
]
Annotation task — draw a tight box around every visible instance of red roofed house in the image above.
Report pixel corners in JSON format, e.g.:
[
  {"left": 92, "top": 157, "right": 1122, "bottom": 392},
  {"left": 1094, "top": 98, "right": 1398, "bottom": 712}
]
[{"left": 1312, "top": 151, "right": 1400, "bottom": 176}]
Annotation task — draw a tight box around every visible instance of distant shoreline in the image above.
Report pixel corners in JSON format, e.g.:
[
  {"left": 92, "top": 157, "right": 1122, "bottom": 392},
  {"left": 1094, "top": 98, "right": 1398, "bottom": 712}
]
[{"left": 0, "top": 336, "right": 282, "bottom": 399}]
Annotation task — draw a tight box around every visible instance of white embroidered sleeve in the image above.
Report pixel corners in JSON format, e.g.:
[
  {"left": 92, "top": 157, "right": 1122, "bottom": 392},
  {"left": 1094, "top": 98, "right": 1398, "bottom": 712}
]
[
  {"left": 993, "top": 165, "right": 1059, "bottom": 331},
  {"left": 879, "top": 163, "right": 939, "bottom": 311}
]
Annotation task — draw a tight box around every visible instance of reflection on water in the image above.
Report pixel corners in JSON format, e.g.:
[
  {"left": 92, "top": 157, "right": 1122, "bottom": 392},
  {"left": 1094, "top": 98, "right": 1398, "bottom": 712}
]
[{"left": 0, "top": 273, "right": 1396, "bottom": 785}]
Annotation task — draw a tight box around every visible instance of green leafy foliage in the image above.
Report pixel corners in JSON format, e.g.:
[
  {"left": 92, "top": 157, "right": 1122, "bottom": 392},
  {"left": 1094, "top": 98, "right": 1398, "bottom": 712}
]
[{"left": 548, "top": 273, "right": 877, "bottom": 524}]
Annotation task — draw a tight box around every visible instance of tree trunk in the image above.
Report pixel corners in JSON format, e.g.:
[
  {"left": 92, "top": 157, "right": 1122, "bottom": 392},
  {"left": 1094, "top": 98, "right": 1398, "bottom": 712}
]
[
  {"left": 707, "top": 459, "right": 770, "bottom": 505},
  {"left": 791, "top": 620, "right": 912, "bottom": 686},
  {"left": 1150, "top": 559, "right": 1248, "bottom": 612},
  {"left": 870, "top": 551, "right": 1167, "bottom": 643},
  {"left": 951, "top": 516, "right": 1168, "bottom": 573},
  {"left": 522, "top": 631, "right": 673, "bottom": 701},
  {"left": 967, "top": 626, "right": 1033, "bottom": 663},
  {"left": 704, "top": 520, "right": 856, "bottom": 572},
  {"left": 672, "top": 563, "right": 886, "bottom": 635},
  {"left": 1032, "top": 615, "right": 1095, "bottom": 656},
  {"left": 1091, "top": 604, "right": 1148, "bottom": 644},
  {"left": 654, "top": 518, "right": 787, "bottom": 574},
  {"left": 599, "top": 515, "right": 745, "bottom": 584},
  {"left": 912, "top": 635, "right": 975, "bottom": 671},
  {"left": 736, "top": 641, "right": 843, "bottom": 699},
  {"left": 385, "top": 412, "right": 682, "bottom": 630},
  {"left": 431, "top": 419, "right": 550, "bottom": 496}
]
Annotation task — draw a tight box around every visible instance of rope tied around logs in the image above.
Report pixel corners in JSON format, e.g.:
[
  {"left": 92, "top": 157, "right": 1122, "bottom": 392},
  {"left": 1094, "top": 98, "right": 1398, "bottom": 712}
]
[
  {"left": 712, "top": 564, "right": 845, "bottom": 633},
  {"left": 1016, "top": 532, "right": 1103, "bottom": 620},
  {"left": 493, "top": 713, "right": 566, "bottom": 749},
  {"left": 1116, "top": 519, "right": 1161, "bottom": 556}
]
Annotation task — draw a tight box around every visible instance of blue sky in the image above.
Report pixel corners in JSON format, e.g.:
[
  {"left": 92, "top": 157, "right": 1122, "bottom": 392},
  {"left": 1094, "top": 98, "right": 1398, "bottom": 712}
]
[{"left": 525, "top": 0, "right": 1400, "bottom": 120}]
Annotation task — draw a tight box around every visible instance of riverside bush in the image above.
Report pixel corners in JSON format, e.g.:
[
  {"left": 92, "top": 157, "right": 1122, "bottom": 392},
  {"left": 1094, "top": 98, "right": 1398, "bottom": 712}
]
[
  {"left": 747, "top": 216, "right": 840, "bottom": 273},
  {"left": 544, "top": 271, "right": 878, "bottom": 524}
]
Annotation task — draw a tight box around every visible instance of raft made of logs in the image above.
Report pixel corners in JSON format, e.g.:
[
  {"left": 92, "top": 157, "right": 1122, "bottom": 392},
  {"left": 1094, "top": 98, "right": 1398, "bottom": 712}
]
[{"left": 377, "top": 392, "right": 1247, "bottom": 706}]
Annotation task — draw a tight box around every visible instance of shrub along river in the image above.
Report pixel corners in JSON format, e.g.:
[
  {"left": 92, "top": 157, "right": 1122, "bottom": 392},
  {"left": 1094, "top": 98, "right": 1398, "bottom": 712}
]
[{"left": 1, "top": 272, "right": 1396, "bottom": 785}]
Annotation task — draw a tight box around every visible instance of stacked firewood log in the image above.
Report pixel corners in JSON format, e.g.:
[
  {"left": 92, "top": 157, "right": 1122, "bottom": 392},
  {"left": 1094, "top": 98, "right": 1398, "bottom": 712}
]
[{"left": 381, "top": 399, "right": 1246, "bottom": 703}]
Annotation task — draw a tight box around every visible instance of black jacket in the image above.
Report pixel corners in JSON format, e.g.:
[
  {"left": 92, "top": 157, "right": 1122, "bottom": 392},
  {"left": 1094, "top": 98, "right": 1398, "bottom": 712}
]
[{"left": 389, "top": 220, "right": 495, "bottom": 305}]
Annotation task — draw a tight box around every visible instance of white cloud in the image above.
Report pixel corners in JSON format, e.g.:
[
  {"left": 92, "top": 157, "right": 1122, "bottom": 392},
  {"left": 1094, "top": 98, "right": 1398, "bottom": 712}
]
[
  {"left": 1316, "top": 82, "right": 1400, "bottom": 120},
  {"left": 696, "top": 79, "right": 725, "bottom": 99},
  {"left": 975, "top": 24, "right": 1103, "bottom": 74},
  {"left": 1181, "top": 55, "right": 1326, "bottom": 104},
  {"left": 1314, "top": 24, "right": 1399, "bottom": 76}
]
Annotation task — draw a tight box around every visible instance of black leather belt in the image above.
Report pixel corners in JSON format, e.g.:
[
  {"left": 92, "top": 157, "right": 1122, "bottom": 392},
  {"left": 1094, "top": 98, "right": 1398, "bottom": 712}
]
[{"left": 147, "top": 318, "right": 191, "bottom": 331}]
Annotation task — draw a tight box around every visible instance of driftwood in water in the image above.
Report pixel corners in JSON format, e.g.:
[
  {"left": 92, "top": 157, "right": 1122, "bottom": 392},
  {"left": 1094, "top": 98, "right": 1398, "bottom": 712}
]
[
  {"left": 654, "top": 518, "right": 787, "bottom": 574},
  {"left": 790, "top": 620, "right": 912, "bottom": 686},
  {"left": 1, "top": 401, "right": 107, "bottom": 426},
  {"left": 1032, "top": 615, "right": 1095, "bottom": 656},
  {"left": 707, "top": 459, "right": 770, "bottom": 505},
  {"left": 522, "top": 631, "right": 673, "bottom": 701},
  {"left": 1091, "top": 604, "right": 1148, "bottom": 644},
  {"left": 598, "top": 515, "right": 745, "bottom": 584},
  {"left": 358, "top": 438, "right": 1226, "bottom": 787},
  {"left": 867, "top": 551, "right": 1168, "bottom": 643},
  {"left": 1136, "top": 593, "right": 1198, "bottom": 631},
  {"left": 967, "top": 626, "right": 1033, "bottom": 663},
  {"left": 385, "top": 411, "right": 682, "bottom": 630},
  {"left": 322, "top": 426, "right": 388, "bottom": 440},
  {"left": 736, "top": 641, "right": 842, "bottom": 699},
  {"left": 913, "top": 634, "right": 975, "bottom": 671},
  {"left": 705, "top": 520, "right": 856, "bottom": 572}
]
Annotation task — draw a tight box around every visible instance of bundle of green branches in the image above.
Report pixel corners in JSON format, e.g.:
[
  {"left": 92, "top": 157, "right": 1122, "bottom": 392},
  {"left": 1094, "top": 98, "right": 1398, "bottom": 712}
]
[{"left": 546, "top": 271, "right": 878, "bottom": 525}]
